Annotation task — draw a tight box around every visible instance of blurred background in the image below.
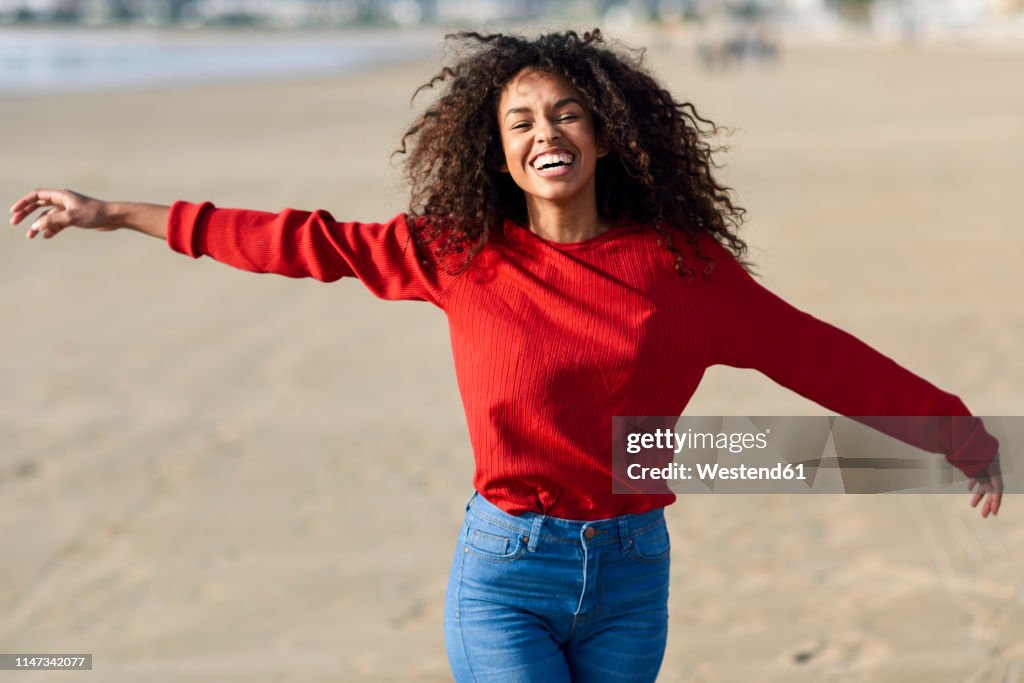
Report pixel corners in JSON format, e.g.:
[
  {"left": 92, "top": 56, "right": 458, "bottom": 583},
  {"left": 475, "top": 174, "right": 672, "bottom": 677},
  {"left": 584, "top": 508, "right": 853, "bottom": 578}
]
[
  {"left": 1, "top": 1, "right": 1023, "bottom": 682},
  {"left": 3, "top": 0, "right": 1024, "bottom": 94},
  {"left": 1, "top": 0, "right": 1024, "bottom": 33}
]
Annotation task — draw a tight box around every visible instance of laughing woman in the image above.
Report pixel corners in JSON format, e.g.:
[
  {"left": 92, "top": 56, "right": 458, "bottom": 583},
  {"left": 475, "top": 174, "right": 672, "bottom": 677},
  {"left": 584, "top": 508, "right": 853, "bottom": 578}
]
[{"left": 10, "top": 29, "right": 1002, "bottom": 683}]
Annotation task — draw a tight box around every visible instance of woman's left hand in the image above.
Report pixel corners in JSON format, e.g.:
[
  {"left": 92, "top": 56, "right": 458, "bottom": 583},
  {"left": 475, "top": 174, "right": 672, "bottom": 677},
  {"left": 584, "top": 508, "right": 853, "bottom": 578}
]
[{"left": 967, "top": 455, "right": 1003, "bottom": 518}]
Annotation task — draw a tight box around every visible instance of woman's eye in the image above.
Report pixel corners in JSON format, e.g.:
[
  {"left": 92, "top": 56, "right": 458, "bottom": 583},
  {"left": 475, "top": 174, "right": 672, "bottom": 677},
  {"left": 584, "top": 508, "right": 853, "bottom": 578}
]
[
  {"left": 558, "top": 114, "right": 579, "bottom": 122},
  {"left": 511, "top": 121, "right": 532, "bottom": 130}
]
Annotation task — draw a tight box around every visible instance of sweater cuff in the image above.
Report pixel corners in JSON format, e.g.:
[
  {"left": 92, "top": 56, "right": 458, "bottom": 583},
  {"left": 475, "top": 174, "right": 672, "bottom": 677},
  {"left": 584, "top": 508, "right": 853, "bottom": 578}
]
[
  {"left": 945, "top": 418, "right": 999, "bottom": 479},
  {"left": 166, "top": 200, "right": 213, "bottom": 258}
]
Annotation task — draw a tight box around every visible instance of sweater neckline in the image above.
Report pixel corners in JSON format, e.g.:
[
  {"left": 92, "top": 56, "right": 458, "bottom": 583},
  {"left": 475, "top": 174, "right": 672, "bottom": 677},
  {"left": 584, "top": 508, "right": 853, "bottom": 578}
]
[{"left": 502, "top": 218, "right": 637, "bottom": 251}]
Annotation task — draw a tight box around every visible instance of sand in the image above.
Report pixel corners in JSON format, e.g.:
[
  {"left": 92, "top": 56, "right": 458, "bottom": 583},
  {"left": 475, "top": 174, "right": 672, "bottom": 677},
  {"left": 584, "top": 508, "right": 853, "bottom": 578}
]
[{"left": 1, "top": 28, "right": 1022, "bottom": 682}]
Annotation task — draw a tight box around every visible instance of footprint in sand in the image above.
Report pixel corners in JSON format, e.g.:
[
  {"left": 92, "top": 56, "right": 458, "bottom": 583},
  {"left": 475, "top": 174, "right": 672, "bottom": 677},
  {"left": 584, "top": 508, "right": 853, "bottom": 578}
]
[{"left": 786, "top": 634, "right": 890, "bottom": 669}]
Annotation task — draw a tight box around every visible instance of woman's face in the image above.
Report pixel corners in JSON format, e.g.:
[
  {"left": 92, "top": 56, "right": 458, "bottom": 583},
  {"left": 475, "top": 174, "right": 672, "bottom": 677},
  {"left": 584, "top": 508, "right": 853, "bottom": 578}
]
[{"left": 497, "top": 68, "right": 606, "bottom": 208}]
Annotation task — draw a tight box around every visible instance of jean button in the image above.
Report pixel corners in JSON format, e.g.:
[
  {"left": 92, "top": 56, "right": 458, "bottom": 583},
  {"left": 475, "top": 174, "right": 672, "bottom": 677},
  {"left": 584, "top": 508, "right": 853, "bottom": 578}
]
[{"left": 583, "top": 527, "right": 596, "bottom": 540}]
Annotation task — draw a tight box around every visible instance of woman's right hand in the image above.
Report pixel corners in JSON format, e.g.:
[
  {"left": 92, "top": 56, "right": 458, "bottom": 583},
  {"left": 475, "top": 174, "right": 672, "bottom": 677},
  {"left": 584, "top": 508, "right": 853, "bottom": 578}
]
[
  {"left": 10, "top": 189, "right": 169, "bottom": 241},
  {"left": 9, "top": 188, "right": 118, "bottom": 239}
]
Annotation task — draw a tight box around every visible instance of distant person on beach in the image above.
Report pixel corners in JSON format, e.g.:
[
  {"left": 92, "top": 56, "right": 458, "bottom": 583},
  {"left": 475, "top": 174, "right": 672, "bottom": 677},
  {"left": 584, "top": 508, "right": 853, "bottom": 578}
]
[
  {"left": 10, "top": 28, "right": 1003, "bottom": 683},
  {"left": 697, "top": 0, "right": 779, "bottom": 70}
]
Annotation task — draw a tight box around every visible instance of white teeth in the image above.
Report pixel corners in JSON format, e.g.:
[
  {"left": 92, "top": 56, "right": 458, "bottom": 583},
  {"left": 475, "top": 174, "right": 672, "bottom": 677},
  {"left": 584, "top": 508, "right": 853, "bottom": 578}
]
[{"left": 532, "top": 152, "right": 575, "bottom": 169}]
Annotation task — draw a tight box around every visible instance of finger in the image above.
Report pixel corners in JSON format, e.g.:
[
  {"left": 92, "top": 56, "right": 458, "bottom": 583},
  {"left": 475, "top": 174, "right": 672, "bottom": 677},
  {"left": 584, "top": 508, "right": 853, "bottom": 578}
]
[
  {"left": 41, "top": 225, "right": 64, "bottom": 239},
  {"left": 10, "top": 189, "right": 67, "bottom": 224},
  {"left": 992, "top": 492, "right": 1002, "bottom": 516},
  {"left": 10, "top": 193, "right": 44, "bottom": 219},
  {"left": 982, "top": 496, "right": 992, "bottom": 518},
  {"left": 10, "top": 200, "right": 45, "bottom": 226},
  {"left": 28, "top": 209, "right": 71, "bottom": 240},
  {"left": 25, "top": 207, "right": 53, "bottom": 239},
  {"left": 971, "top": 490, "right": 983, "bottom": 508},
  {"left": 9, "top": 192, "right": 42, "bottom": 217},
  {"left": 11, "top": 189, "right": 67, "bottom": 214},
  {"left": 967, "top": 479, "right": 976, "bottom": 492}
]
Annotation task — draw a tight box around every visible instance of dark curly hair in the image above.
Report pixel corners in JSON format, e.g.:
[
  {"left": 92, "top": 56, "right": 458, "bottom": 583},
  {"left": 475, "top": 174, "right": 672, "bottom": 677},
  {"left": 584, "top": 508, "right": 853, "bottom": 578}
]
[{"left": 394, "top": 28, "right": 748, "bottom": 275}]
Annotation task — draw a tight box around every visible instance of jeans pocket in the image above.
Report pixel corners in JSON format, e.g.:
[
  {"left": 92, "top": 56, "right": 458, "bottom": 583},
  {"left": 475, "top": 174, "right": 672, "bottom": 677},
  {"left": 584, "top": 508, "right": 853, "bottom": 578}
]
[
  {"left": 628, "top": 521, "right": 671, "bottom": 563},
  {"left": 464, "top": 519, "right": 527, "bottom": 563}
]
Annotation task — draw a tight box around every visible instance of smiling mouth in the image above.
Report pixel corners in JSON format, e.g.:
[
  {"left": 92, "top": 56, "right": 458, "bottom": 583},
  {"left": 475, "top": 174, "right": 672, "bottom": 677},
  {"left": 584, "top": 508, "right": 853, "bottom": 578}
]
[{"left": 531, "top": 151, "right": 576, "bottom": 177}]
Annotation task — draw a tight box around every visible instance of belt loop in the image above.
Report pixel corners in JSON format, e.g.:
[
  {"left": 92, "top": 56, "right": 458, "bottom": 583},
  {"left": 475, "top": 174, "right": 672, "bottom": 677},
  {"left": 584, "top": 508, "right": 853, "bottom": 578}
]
[
  {"left": 465, "top": 491, "right": 478, "bottom": 512},
  {"left": 617, "top": 517, "right": 631, "bottom": 551},
  {"left": 527, "top": 515, "right": 544, "bottom": 552}
]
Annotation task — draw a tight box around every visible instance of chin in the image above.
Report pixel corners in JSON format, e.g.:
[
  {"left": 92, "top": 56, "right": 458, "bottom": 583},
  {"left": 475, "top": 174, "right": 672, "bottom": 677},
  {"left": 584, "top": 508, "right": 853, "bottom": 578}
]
[{"left": 526, "top": 185, "right": 584, "bottom": 202}]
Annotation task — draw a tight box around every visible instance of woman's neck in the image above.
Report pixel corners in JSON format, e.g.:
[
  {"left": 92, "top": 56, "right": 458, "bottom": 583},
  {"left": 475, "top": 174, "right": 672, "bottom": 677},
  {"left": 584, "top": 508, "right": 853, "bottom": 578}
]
[{"left": 524, "top": 197, "right": 610, "bottom": 244}]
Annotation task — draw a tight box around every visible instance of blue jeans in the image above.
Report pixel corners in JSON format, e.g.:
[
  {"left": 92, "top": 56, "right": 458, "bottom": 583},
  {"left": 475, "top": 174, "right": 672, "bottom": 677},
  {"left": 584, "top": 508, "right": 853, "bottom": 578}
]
[{"left": 444, "top": 492, "right": 671, "bottom": 682}]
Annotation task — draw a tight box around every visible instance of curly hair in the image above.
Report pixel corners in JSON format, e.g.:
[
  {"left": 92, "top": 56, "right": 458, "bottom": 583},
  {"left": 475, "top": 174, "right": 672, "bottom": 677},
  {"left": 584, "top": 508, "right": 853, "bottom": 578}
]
[{"left": 394, "top": 28, "right": 748, "bottom": 276}]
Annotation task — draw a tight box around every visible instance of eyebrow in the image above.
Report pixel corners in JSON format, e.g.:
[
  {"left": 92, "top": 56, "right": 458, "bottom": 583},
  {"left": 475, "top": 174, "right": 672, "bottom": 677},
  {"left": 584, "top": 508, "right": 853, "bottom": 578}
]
[{"left": 503, "top": 97, "right": 584, "bottom": 120}]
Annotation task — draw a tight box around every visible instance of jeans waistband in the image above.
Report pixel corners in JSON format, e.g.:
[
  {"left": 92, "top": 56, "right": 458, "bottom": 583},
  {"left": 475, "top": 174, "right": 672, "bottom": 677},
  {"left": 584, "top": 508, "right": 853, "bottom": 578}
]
[{"left": 465, "top": 491, "right": 666, "bottom": 552}]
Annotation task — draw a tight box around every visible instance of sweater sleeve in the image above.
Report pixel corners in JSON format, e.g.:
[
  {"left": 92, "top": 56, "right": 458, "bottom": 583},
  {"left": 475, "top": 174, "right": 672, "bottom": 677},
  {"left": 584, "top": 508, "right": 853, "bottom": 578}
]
[
  {"left": 166, "top": 200, "right": 452, "bottom": 306},
  {"left": 692, "top": 234, "right": 997, "bottom": 478}
]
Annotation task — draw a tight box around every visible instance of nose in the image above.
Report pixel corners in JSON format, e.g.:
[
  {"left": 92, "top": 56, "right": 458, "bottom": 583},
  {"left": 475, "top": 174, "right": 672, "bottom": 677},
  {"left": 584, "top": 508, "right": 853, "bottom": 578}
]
[{"left": 534, "top": 119, "right": 561, "bottom": 144}]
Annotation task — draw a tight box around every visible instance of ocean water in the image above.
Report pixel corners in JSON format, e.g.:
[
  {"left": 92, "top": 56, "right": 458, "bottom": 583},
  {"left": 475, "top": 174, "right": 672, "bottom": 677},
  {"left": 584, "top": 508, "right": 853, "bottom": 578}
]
[{"left": 0, "top": 28, "right": 438, "bottom": 95}]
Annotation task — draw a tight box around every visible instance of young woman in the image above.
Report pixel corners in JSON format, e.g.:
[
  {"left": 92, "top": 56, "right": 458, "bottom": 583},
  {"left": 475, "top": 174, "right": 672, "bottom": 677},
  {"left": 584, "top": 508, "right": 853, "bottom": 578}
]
[{"left": 10, "top": 29, "right": 1002, "bottom": 683}]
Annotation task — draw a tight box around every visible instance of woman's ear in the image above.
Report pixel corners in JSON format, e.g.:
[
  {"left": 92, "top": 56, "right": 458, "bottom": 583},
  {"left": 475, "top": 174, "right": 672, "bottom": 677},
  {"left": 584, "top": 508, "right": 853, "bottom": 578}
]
[{"left": 596, "top": 133, "right": 610, "bottom": 159}]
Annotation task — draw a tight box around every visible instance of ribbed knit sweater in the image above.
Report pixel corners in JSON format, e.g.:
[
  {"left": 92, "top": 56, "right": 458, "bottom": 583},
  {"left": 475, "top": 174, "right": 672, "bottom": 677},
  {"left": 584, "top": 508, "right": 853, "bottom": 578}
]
[{"left": 167, "top": 202, "right": 997, "bottom": 519}]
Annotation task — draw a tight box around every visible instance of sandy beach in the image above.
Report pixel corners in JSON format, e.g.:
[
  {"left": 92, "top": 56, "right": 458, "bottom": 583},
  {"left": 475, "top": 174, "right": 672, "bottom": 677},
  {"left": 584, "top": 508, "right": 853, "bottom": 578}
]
[{"left": 1, "top": 28, "right": 1022, "bottom": 682}]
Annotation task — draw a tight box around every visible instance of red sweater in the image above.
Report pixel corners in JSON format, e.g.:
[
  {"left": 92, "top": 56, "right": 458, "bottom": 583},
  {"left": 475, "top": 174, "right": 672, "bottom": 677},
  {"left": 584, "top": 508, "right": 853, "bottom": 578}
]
[{"left": 167, "top": 202, "right": 996, "bottom": 519}]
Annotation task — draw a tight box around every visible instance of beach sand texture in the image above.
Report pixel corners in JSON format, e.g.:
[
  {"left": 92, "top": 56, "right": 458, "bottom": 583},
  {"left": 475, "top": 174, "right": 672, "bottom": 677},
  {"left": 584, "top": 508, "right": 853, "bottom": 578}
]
[{"left": 1, "top": 30, "right": 1023, "bottom": 682}]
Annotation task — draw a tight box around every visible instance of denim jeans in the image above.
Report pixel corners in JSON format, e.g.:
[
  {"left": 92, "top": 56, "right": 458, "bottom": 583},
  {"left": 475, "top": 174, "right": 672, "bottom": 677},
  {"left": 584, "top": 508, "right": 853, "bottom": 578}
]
[{"left": 444, "top": 492, "right": 671, "bottom": 682}]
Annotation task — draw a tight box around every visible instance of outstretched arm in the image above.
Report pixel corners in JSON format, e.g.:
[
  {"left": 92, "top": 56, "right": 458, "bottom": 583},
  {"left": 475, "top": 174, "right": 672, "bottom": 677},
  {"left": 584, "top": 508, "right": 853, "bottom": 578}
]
[
  {"left": 11, "top": 189, "right": 455, "bottom": 305},
  {"left": 10, "top": 188, "right": 168, "bottom": 240},
  {"left": 691, "top": 234, "right": 1002, "bottom": 518}
]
